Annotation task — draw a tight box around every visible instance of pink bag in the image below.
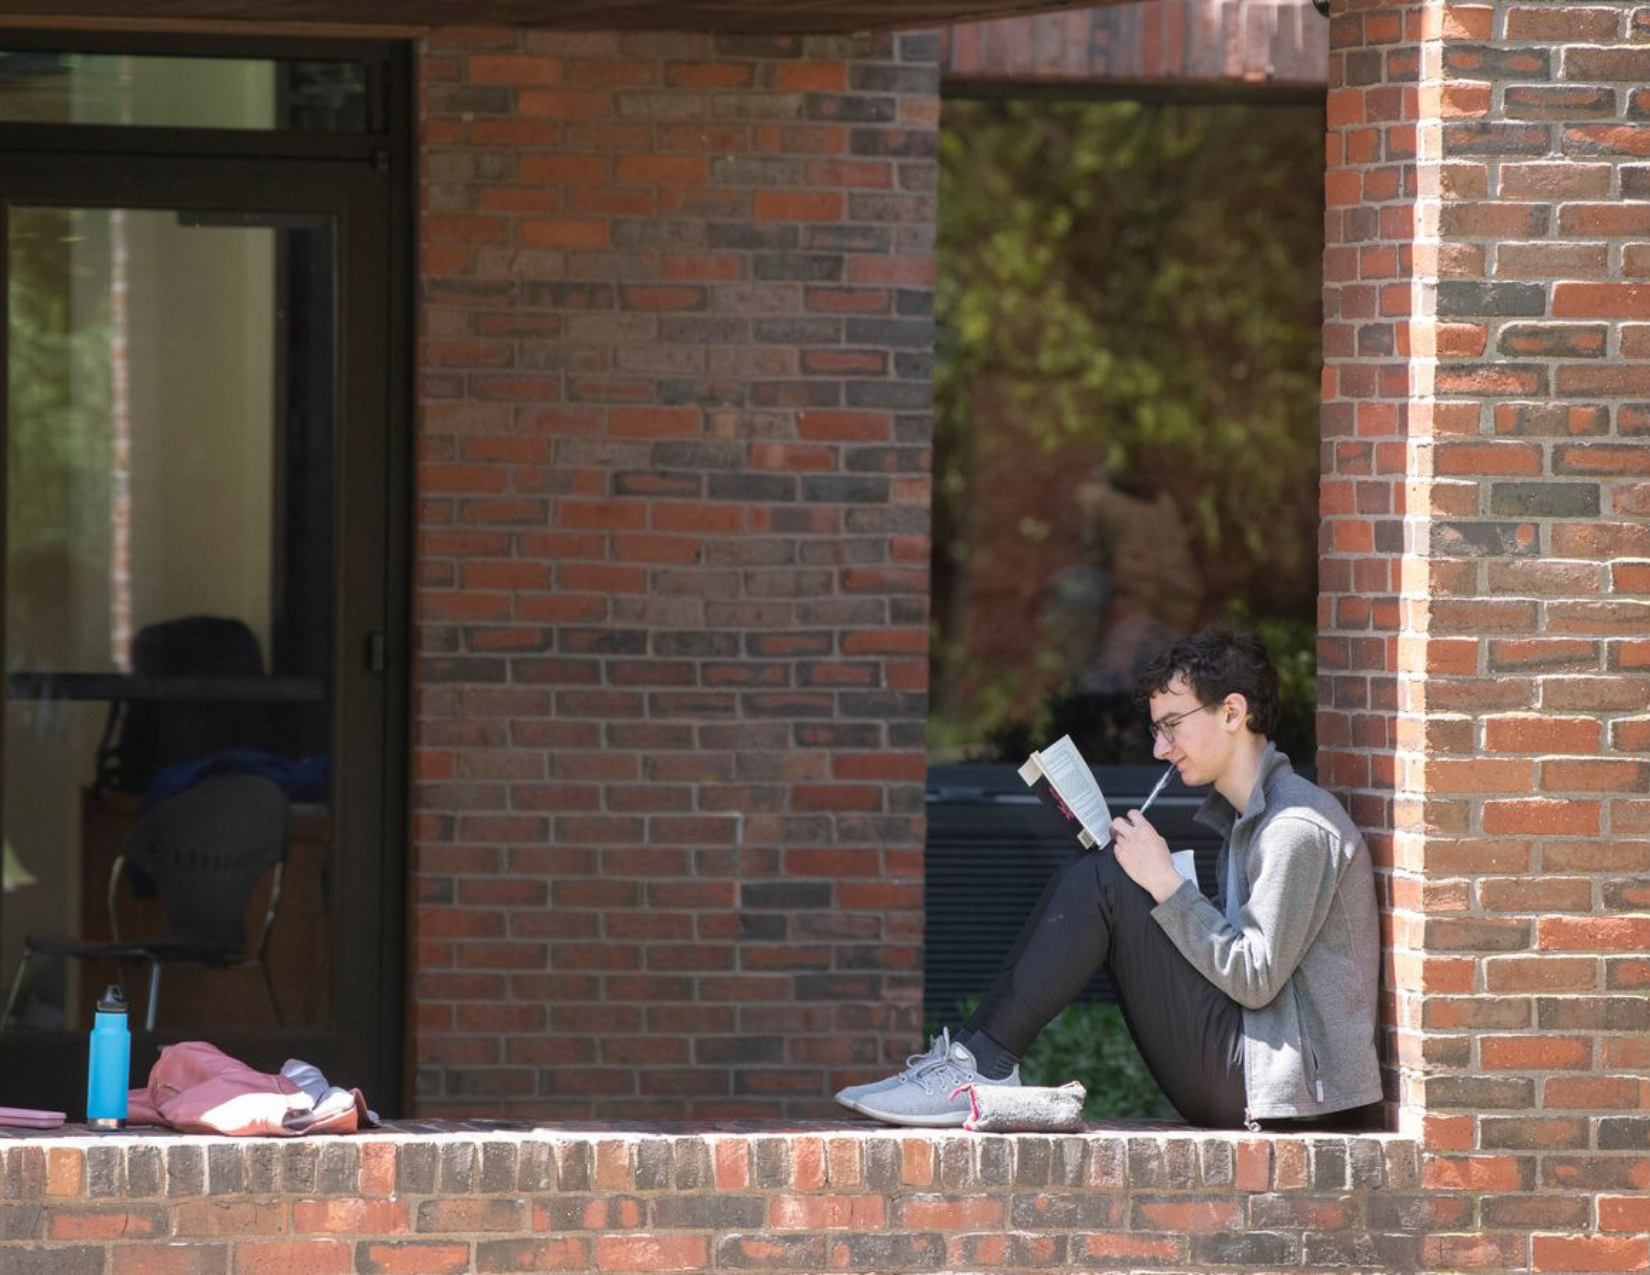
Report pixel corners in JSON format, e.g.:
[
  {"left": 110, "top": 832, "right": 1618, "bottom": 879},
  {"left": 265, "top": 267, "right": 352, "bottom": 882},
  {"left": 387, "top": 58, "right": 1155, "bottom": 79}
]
[{"left": 128, "top": 1041, "right": 372, "bottom": 1136}]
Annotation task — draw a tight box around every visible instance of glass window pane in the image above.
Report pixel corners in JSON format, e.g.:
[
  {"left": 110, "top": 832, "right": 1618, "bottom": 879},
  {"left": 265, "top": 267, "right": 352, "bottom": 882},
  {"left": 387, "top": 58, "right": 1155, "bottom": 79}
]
[
  {"left": 5, "top": 203, "right": 337, "bottom": 1033},
  {"left": 0, "top": 52, "right": 369, "bottom": 131}
]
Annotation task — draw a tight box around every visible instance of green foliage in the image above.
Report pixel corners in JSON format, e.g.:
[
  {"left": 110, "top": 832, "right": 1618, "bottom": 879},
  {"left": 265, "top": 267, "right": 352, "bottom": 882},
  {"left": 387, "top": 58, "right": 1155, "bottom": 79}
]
[
  {"left": 938, "top": 998, "right": 1175, "bottom": 1121},
  {"left": 931, "top": 98, "right": 1326, "bottom": 755},
  {"left": 6, "top": 208, "right": 114, "bottom": 653},
  {"left": 1225, "top": 601, "right": 1319, "bottom": 766},
  {"left": 1018, "top": 1001, "right": 1176, "bottom": 1120},
  {"left": 936, "top": 99, "right": 1324, "bottom": 568}
]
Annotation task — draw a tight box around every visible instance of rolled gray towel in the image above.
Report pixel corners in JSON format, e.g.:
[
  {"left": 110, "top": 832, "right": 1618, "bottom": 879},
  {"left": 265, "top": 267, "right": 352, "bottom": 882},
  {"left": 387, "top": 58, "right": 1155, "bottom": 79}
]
[{"left": 951, "top": 1080, "right": 1086, "bottom": 1132}]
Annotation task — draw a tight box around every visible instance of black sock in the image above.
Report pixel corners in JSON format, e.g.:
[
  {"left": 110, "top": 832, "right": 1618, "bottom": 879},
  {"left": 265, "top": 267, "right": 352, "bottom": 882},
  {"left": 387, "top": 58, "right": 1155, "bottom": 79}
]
[{"left": 957, "top": 1027, "right": 1019, "bottom": 1081}]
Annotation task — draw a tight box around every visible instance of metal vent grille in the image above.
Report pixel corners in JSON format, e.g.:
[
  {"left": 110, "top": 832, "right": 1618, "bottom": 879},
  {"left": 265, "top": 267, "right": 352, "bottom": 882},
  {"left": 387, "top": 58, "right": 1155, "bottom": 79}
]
[{"left": 923, "top": 764, "right": 1225, "bottom": 1021}]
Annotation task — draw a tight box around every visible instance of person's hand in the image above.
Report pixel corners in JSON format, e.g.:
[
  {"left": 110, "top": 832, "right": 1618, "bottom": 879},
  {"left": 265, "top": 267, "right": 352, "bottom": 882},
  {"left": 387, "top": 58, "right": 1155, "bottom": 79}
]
[{"left": 1110, "top": 810, "right": 1185, "bottom": 904}]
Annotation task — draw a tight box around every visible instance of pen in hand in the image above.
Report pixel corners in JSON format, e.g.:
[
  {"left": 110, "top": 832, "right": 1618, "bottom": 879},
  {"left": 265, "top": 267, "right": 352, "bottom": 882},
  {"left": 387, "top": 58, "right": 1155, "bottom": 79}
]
[{"left": 1097, "top": 762, "right": 1177, "bottom": 854}]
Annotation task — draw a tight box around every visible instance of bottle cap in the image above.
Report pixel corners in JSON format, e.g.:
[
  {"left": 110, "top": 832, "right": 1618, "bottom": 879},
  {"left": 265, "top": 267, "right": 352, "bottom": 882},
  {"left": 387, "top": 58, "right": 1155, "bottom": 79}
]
[{"left": 96, "top": 985, "right": 127, "bottom": 1014}]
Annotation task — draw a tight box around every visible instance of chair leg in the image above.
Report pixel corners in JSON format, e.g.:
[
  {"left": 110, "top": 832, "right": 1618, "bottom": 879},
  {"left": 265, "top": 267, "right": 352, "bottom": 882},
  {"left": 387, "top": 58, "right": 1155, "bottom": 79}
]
[
  {"left": 144, "top": 959, "right": 161, "bottom": 1033},
  {"left": 259, "top": 961, "right": 285, "bottom": 1028},
  {"left": 0, "top": 950, "right": 31, "bottom": 1032}
]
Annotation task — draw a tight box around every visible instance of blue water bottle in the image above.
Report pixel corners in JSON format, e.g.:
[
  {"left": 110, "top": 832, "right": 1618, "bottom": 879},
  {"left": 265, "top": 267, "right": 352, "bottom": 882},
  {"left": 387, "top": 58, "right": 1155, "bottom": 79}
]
[{"left": 86, "top": 984, "right": 130, "bottom": 1129}]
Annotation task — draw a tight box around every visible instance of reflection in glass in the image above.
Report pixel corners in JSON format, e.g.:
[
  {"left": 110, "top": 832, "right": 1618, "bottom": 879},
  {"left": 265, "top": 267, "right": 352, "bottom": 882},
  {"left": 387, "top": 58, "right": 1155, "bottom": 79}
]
[
  {"left": 0, "top": 51, "right": 369, "bottom": 131},
  {"left": 4, "top": 205, "right": 336, "bottom": 1033}
]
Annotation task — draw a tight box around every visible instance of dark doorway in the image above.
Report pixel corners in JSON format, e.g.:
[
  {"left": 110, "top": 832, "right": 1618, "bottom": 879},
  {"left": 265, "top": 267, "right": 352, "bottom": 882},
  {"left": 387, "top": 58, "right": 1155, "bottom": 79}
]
[{"left": 0, "top": 35, "right": 410, "bottom": 1115}]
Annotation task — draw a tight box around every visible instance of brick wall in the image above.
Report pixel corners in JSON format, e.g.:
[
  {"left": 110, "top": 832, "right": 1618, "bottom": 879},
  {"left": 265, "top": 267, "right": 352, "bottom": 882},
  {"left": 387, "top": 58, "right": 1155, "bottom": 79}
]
[
  {"left": 1, "top": 1126, "right": 1424, "bottom": 1273},
  {"left": 414, "top": 27, "right": 940, "bottom": 1118},
  {"left": 1326, "top": 0, "right": 1650, "bottom": 1266},
  {"left": 1317, "top": 0, "right": 1420, "bottom": 1134}
]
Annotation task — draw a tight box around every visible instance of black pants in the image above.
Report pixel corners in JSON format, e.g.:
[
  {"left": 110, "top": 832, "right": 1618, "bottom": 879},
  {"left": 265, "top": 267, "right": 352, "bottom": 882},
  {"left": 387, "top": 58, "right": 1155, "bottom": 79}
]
[{"left": 967, "top": 847, "right": 1248, "bottom": 1128}]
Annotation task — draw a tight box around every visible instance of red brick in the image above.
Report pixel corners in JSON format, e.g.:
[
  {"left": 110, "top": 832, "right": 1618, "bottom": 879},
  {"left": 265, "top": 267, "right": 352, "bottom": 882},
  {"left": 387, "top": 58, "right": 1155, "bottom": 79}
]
[
  {"left": 1425, "top": 1233, "right": 1537, "bottom": 1270},
  {"left": 174, "top": 1202, "right": 289, "bottom": 1238},
  {"left": 1545, "top": 1077, "right": 1650, "bottom": 1109},
  {"left": 1079, "top": 1233, "right": 1184, "bottom": 1261},
  {"left": 1540, "top": 916, "right": 1650, "bottom": 951},
  {"left": 615, "top": 154, "right": 708, "bottom": 184},
  {"left": 516, "top": 88, "right": 611, "bottom": 118},
  {"left": 658, "top": 253, "right": 742, "bottom": 281},
  {"left": 1435, "top": 442, "right": 1542, "bottom": 476},
  {"left": 713, "top": 1139, "right": 749, "bottom": 1189},
  {"left": 791, "top": 785, "right": 883, "bottom": 812},
  {"left": 517, "top": 153, "right": 611, "bottom": 183},
  {"left": 468, "top": 54, "right": 563, "bottom": 85},
  {"left": 1532, "top": 1234, "right": 1650, "bottom": 1272},
  {"left": 1480, "top": 877, "right": 1592, "bottom": 913},
  {"left": 1485, "top": 957, "right": 1599, "bottom": 993},
  {"left": 518, "top": 218, "right": 611, "bottom": 248},
  {"left": 1135, "top": 1199, "right": 1243, "bottom": 1229},
  {"left": 291, "top": 1199, "right": 410, "bottom": 1235},
  {"left": 49, "top": 1206, "right": 168, "bottom": 1240},
  {"left": 594, "top": 1234, "right": 710, "bottom": 1270},
  {"left": 1505, "top": 6, "right": 1621, "bottom": 39},
  {"left": 750, "top": 443, "right": 836, "bottom": 471},
  {"left": 1423, "top": 1155, "right": 1531, "bottom": 1192},
  {"left": 1481, "top": 1035, "right": 1593, "bottom": 1070},
  {"left": 769, "top": 1193, "right": 886, "bottom": 1229},
  {"left": 1484, "top": 715, "right": 1600, "bottom": 753},
  {"left": 1541, "top": 759, "right": 1649, "bottom": 791},
  {"left": 1482, "top": 800, "right": 1600, "bottom": 836},
  {"left": 609, "top": 407, "right": 699, "bottom": 436},
  {"left": 1421, "top": 758, "right": 1535, "bottom": 793},
  {"left": 233, "top": 1241, "right": 353, "bottom": 1275},
  {"left": 664, "top": 60, "right": 753, "bottom": 88},
  {"left": 899, "top": 1139, "right": 934, "bottom": 1186},
  {"left": 355, "top": 1243, "right": 474, "bottom": 1275},
  {"left": 776, "top": 61, "right": 847, "bottom": 91},
  {"left": 113, "top": 1249, "right": 229, "bottom": 1275},
  {"left": 897, "top": 1196, "right": 1005, "bottom": 1229},
  {"left": 753, "top": 190, "right": 845, "bottom": 221},
  {"left": 1554, "top": 283, "right": 1650, "bottom": 318},
  {"left": 1601, "top": 1195, "right": 1650, "bottom": 1232}
]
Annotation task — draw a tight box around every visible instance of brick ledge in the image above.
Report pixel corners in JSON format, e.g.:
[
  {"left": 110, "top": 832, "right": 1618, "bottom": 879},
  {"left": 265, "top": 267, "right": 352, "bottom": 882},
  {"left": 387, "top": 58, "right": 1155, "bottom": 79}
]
[
  {"left": 2, "top": 1122, "right": 1428, "bottom": 1273},
  {"left": 2, "top": 1117, "right": 1419, "bottom": 1189}
]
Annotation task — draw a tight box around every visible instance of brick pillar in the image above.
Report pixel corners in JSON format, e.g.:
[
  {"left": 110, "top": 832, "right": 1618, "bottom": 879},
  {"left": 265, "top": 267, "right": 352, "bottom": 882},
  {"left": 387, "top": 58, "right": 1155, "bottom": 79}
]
[
  {"left": 1318, "top": 0, "right": 1420, "bottom": 1132},
  {"left": 414, "top": 28, "right": 940, "bottom": 1117},
  {"left": 1328, "top": 0, "right": 1650, "bottom": 1263}
]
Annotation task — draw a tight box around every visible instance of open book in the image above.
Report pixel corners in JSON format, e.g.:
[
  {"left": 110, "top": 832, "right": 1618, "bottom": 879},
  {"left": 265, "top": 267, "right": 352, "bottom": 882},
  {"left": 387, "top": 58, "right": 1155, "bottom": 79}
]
[
  {"left": 1018, "top": 735, "right": 1112, "bottom": 848},
  {"left": 1018, "top": 738, "right": 1196, "bottom": 882}
]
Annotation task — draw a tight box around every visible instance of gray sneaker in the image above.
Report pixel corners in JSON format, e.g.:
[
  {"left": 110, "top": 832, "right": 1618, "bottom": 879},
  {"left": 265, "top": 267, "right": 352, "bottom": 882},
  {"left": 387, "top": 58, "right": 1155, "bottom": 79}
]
[
  {"left": 836, "top": 1028, "right": 953, "bottom": 1114},
  {"left": 849, "top": 1039, "right": 1020, "bottom": 1129}
]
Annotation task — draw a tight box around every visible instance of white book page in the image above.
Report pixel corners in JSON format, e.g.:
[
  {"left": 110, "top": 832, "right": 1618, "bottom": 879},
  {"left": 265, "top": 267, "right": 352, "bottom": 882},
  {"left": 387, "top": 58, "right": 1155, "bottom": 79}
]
[{"left": 1036, "top": 735, "right": 1111, "bottom": 841}]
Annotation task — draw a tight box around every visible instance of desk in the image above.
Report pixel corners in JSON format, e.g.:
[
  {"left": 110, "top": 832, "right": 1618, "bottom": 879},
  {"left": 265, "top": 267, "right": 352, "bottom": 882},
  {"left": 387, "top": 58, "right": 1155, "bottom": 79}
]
[{"left": 7, "top": 673, "right": 327, "bottom": 703}]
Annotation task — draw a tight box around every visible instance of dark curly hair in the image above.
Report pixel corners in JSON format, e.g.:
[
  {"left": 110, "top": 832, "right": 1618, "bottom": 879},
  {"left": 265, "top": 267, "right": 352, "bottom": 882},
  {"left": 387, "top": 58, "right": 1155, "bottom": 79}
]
[{"left": 1131, "top": 621, "right": 1281, "bottom": 739}]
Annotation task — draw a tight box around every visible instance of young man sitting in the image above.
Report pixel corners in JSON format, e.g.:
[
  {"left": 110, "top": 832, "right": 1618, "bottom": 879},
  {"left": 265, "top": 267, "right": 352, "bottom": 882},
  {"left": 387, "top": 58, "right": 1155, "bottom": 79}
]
[{"left": 837, "top": 622, "right": 1382, "bottom": 1130}]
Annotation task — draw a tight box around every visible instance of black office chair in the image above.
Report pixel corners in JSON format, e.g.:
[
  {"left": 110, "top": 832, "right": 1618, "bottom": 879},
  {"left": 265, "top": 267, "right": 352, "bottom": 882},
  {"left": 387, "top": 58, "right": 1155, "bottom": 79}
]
[
  {"left": 93, "top": 614, "right": 270, "bottom": 797},
  {"left": 1, "top": 775, "right": 292, "bottom": 1033}
]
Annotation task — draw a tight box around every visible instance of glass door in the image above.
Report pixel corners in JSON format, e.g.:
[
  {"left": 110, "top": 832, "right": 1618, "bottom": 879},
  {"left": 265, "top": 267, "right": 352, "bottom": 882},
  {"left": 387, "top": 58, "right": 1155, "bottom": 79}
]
[{"left": 0, "top": 151, "right": 403, "bottom": 1113}]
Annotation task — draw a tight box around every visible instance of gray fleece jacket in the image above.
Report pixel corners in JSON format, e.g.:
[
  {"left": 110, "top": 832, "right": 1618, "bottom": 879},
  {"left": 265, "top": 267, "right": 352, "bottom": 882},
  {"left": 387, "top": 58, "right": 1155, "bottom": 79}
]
[{"left": 1150, "top": 744, "right": 1382, "bottom": 1123}]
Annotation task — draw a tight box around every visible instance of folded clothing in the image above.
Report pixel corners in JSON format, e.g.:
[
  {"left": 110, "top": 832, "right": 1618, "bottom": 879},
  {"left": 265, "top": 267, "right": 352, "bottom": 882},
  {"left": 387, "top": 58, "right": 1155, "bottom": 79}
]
[
  {"left": 951, "top": 1080, "right": 1087, "bottom": 1132},
  {"left": 0, "top": 1106, "right": 64, "bottom": 1129}
]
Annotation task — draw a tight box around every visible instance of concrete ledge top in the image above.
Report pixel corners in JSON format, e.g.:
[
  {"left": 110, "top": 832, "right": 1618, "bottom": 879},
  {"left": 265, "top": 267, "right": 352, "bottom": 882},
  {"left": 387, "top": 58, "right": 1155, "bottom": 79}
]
[{"left": 0, "top": 1116, "right": 1415, "bottom": 1143}]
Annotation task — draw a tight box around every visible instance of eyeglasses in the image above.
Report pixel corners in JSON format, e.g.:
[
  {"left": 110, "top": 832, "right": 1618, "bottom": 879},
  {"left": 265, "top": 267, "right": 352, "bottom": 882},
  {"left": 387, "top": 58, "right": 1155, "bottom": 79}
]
[{"left": 1148, "top": 702, "right": 1221, "bottom": 745}]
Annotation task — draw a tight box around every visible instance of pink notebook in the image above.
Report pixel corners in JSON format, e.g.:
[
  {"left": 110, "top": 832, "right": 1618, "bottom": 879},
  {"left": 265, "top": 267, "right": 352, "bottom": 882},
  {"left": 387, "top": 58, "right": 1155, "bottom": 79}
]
[{"left": 0, "top": 1106, "right": 66, "bottom": 1129}]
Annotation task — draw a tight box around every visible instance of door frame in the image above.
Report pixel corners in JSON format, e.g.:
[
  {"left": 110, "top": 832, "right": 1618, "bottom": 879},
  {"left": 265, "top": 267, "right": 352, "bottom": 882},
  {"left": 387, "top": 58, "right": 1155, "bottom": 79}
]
[{"left": 0, "top": 36, "right": 412, "bottom": 1113}]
